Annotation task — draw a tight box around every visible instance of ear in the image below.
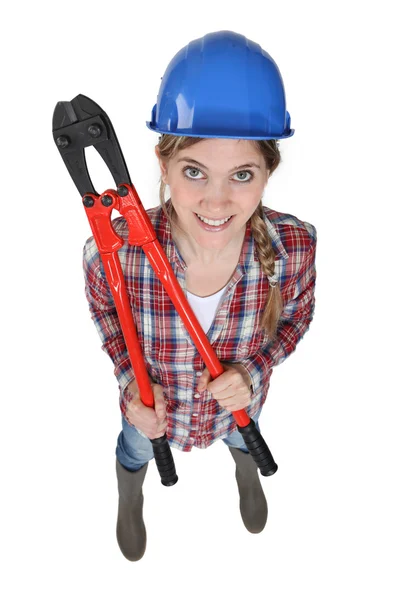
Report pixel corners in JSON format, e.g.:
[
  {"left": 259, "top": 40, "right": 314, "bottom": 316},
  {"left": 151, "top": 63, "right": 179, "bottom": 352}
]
[{"left": 155, "top": 146, "right": 168, "bottom": 184}]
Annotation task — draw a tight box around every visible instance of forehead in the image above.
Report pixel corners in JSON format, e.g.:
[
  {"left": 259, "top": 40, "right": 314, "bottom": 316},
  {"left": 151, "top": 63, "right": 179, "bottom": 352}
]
[{"left": 173, "top": 138, "right": 262, "bottom": 166}]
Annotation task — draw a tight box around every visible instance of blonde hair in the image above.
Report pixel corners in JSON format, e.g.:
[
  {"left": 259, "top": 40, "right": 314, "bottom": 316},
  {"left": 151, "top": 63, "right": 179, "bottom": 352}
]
[{"left": 156, "top": 135, "right": 283, "bottom": 341}]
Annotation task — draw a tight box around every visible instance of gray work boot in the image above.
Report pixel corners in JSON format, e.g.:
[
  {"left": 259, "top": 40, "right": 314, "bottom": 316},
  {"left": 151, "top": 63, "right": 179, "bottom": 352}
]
[
  {"left": 116, "top": 459, "right": 148, "bottom": 561},
  {"left": 228, "top": 446, "right": 268, "bottom": 533}
]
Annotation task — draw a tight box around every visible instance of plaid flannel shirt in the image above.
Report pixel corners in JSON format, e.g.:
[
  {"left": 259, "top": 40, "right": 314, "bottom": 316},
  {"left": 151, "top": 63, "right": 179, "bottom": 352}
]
[{"left": 82, "top": 200, "right": 317, "bottom": 452}]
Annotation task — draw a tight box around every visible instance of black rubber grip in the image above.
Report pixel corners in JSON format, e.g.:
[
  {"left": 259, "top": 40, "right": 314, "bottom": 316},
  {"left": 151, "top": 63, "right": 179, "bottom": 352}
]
[
  {"left": 150, "top": 434, "right": 178, "bottom": 486},
  {"left": 237, "top": 418, "right": 278, "bottom": 476}
]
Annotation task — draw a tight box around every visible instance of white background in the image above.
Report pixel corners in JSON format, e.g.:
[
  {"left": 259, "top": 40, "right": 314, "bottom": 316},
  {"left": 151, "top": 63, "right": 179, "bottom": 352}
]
[{"left": 1, "top": 1, "right": 399, "bottom": 598}]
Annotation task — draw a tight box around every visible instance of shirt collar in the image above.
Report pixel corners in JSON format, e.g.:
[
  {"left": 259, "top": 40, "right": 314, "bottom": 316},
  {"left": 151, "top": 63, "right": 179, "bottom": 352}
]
[
  {"left": 156, "top": 200, "right": 288, "bottom": 271},
  {"left": 264, "top": 212, "right": 290, "bottom": 261}
]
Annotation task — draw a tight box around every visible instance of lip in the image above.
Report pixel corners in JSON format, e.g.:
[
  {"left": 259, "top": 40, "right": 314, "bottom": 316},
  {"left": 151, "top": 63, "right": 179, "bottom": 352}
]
[
  {"left": 196, "top": 213, "right": 233, "bottom": 220},
  {"left": 194, "top": 212, "right": 235, "bottom": 232}
]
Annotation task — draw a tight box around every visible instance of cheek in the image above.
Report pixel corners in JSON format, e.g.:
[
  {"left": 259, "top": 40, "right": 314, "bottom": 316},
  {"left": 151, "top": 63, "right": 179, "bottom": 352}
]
[
  {"left": 170, "top": 180, "right": 202, "bottom": 205},
  {"left": 231, "top": 187, "right": 262, "bottom": 211}
]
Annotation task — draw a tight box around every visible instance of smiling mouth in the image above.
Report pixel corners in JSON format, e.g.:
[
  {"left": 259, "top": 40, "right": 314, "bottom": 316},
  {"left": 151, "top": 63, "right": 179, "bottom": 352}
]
[{"left": 195, "top": 213, "right": 233, "bottom": 226}]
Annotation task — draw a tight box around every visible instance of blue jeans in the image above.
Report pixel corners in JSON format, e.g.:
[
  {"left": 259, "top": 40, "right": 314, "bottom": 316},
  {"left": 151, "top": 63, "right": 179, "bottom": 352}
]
[{"left": 116, "top": 408, "right": 262, "bottom": 472}]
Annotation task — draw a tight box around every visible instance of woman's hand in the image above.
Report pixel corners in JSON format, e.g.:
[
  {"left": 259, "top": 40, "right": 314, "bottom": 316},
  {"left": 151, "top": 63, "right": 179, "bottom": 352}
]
[
  {"left": 196, "top": 362, "right": 253, "bottom": 412},
  {"left": 125, "top": 378, "right": 168, "bottom": 439}
]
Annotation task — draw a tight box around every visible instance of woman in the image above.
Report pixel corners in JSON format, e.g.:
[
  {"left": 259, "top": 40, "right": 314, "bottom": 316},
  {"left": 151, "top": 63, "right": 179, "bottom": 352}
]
[{"left": 83, "top": 30, "right": 317, "bottom": 561}]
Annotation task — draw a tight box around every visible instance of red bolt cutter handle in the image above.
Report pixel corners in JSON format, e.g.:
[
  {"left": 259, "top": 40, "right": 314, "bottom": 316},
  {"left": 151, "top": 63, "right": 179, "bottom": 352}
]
[{"left": 52, "top": 94, "right": 278, "bottom": 485}]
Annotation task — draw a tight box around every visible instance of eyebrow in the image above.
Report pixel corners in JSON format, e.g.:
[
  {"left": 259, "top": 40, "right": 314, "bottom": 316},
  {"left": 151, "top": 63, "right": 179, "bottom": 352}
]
[{"left": 177, "top": 157, "right": 261, "bottom": 171}]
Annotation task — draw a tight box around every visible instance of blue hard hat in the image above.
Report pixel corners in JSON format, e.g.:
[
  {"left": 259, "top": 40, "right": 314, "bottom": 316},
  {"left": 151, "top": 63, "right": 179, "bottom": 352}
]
[{"left": 147, "top": 30, "right": 294, "bottom": 140}]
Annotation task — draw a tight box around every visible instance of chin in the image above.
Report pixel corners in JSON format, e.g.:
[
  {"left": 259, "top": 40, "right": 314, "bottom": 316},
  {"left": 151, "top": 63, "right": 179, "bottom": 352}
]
[{"left": 196, "top": 232, "right": 232, "bottom": 247}]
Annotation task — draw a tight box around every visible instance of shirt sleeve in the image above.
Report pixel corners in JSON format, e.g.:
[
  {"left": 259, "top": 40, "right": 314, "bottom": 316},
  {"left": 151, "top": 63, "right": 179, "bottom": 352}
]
[
  {"left": 239, "top": 230, "right": 317, "bottom": 393},
  {"left": 82, "top": 237, "right": 135, "bottom": 407}
]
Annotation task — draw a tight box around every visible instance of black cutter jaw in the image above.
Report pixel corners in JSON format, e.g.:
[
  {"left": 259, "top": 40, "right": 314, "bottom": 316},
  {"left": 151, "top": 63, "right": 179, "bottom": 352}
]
[{"left": 52, "top": 94, "right": 131, "bottom": 197}]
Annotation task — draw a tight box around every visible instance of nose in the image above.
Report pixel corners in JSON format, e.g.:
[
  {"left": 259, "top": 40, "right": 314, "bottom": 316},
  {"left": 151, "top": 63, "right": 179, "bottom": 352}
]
[{"left": 202, "top": 180, "right": 231, "bottom": 215}]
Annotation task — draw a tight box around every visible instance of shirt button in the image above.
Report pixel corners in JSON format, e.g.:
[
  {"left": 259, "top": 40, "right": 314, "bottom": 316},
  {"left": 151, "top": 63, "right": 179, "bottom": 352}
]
[
  {"left": 192, "top": 413, "right": 198, "bottom": 417},
  {"left": 196, "top": 371, "right": 203, "bottom": 377},
  {"left": 194, "top": 393, "right": 200, "bottom": 398}
]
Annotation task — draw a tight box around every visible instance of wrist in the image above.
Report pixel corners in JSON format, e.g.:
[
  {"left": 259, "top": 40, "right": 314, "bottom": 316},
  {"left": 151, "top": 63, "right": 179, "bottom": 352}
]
[{"left": 222, "top": 362, "right": 253, "bottom": 394}]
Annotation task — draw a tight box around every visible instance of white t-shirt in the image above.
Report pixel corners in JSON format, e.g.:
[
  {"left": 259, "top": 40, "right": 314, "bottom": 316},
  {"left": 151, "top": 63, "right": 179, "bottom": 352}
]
[{"left": 186, "top": 284, "right": 229, "bottom": 333}]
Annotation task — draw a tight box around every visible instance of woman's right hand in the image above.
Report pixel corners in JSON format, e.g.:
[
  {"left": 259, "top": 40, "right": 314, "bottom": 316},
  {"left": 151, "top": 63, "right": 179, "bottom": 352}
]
[{"left": 125, "top": 378, "right": 168, "bottom": 439}]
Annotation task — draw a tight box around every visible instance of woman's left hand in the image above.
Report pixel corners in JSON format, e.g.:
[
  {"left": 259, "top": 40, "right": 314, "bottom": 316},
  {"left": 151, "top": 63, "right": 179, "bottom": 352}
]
[{"left": 196, "top": 362, "right": 253, "bottom": 412}]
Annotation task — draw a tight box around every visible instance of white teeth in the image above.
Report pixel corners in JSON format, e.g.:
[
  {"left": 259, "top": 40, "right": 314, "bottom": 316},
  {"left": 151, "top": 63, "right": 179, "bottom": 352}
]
[{"left": 196, "top": 214, "right": 232, "bottom": 226}]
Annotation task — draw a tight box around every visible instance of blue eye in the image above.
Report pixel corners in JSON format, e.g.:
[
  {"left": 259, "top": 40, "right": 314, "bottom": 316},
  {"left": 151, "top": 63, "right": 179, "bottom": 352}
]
[
  {"left": 233, "top": 171, "right": 252, "bottom": 182},
  {"left": 183, "top": 167, "right": 203, "bottom": 180}
]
